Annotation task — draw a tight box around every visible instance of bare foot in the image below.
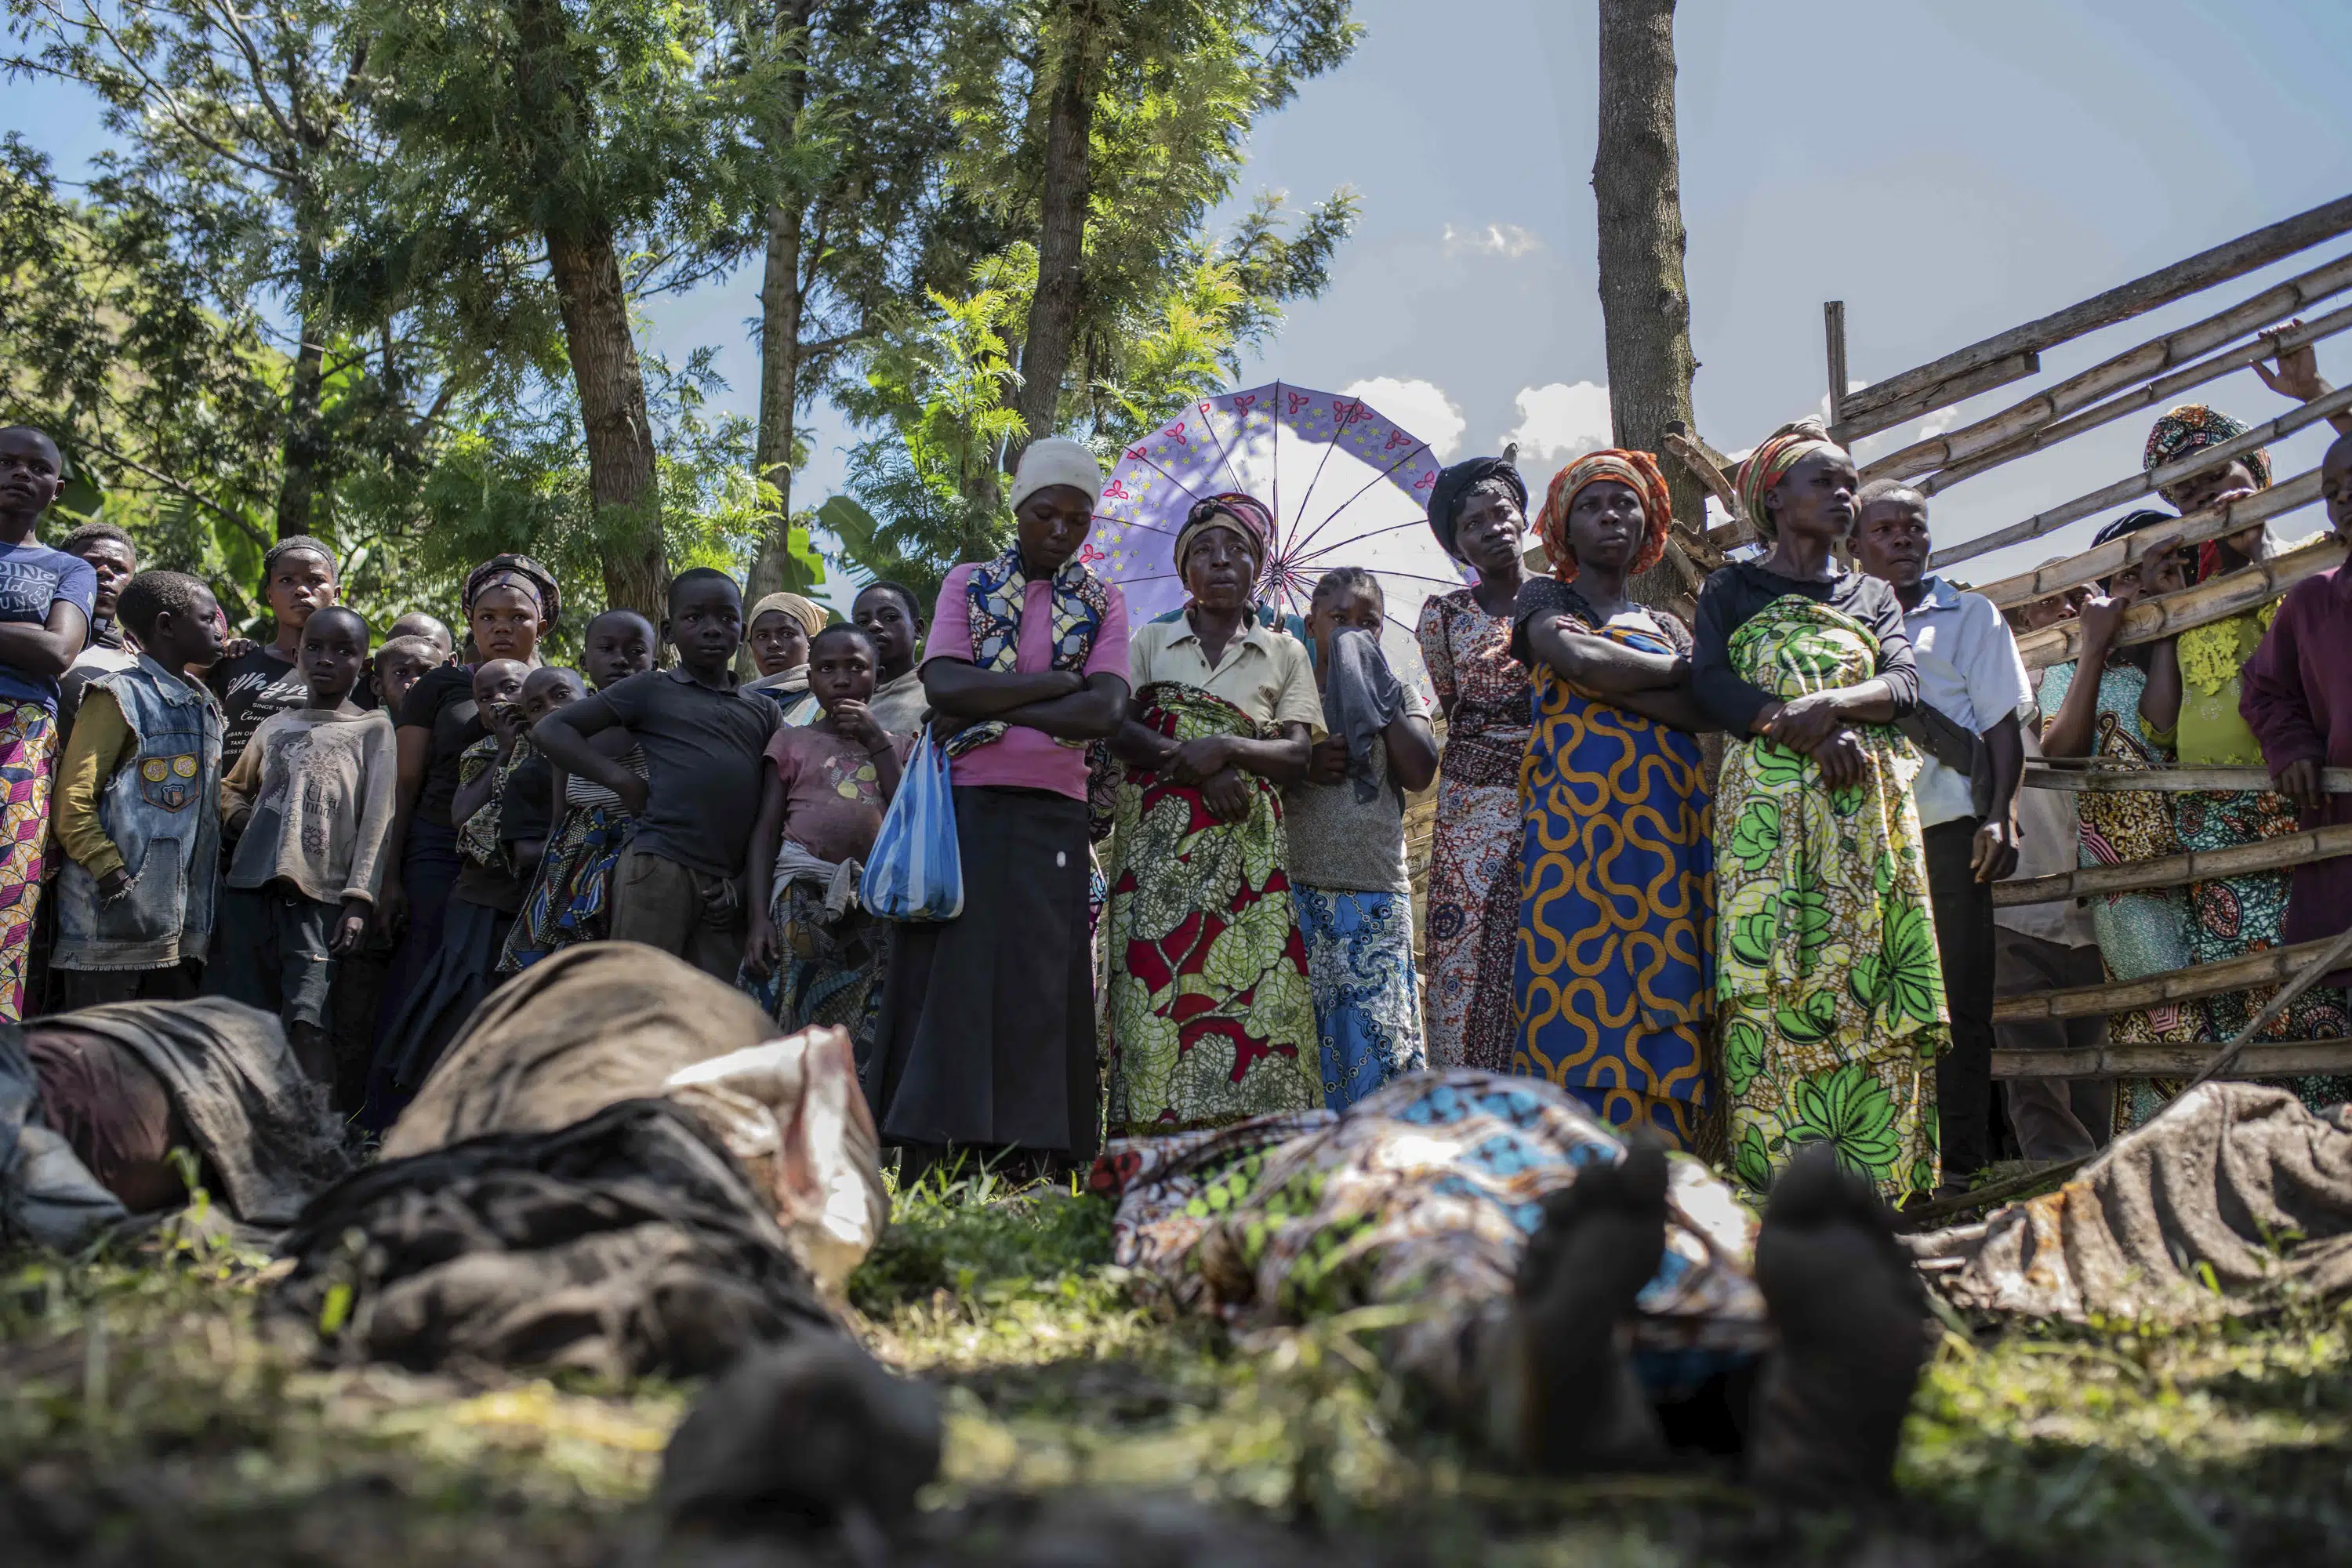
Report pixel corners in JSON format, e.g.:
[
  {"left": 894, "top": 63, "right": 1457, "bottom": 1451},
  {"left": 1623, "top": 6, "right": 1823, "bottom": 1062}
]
[
  {"left": 660, "top": 1338, "right": 941, "bottom": 1540},
  {"left": 1747, "top": 1143, "right": 1931, "bottom": 1505},
  {"left": 1494, "top": 1137, "right": 1671, "bottom": 1474}
]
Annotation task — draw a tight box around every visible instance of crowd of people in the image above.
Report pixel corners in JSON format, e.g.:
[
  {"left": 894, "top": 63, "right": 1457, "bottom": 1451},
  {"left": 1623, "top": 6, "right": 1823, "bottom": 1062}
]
[{"left": 2, "top": 337, "right": 2352, "bottom": 1209}]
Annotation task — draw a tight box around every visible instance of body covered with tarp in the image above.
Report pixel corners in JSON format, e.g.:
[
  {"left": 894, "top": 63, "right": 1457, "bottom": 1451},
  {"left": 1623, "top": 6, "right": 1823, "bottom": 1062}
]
[
  {"left": 1912, "top": 1083, "right": 2352, "bottom": 1320},
  {"left": 271, "top": 942, "right": 885, "bottom": 1377}
]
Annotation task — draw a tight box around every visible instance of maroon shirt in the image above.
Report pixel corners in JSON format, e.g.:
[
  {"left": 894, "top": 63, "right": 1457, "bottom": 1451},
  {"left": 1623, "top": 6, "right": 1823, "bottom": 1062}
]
[{"left": 2240, "top": 561, "right": 2352, "bottom": 946}]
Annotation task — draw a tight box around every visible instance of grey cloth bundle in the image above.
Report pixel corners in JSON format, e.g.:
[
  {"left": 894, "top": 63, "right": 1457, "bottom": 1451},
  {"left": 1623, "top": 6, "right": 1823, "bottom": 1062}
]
[{"left": 1322, "top": 626, "right": 1406, "bottom": 802}]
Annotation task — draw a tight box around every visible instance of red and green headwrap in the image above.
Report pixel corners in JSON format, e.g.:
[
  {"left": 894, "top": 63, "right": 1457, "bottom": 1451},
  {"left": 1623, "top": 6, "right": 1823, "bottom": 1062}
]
[
  {"left": 1537, "top": 448, "right": 1674, "bottom": 583},
  {"left": 2145, "top": 403, "right": 2270, "bottom": 488},
  {"left": 1734, "top": 419, "right": 1846, "bottom": 539}
]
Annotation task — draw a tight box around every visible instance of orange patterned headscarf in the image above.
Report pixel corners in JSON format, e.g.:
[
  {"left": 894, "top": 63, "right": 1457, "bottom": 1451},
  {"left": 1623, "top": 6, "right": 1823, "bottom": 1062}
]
[
  {"left": 1537, "top": 448, "right": 1674, "bottom": 583},
  {"left": 1734, "top": 419, "right": 1844, "bottom": 540}
]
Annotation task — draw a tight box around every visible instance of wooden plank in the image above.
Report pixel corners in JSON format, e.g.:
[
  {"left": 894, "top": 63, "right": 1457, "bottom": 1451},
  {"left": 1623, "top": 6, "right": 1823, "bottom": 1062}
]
[
  {"left": 1993, "top": 822, "right": 2352, "bottom": 907},
  {"left": 1661, "top": 424, "right": 1752, "bottom": 546},
  {"left": 2022, "top": 762, "right": 2352, "bottom": 794},
  {"left": 1824, "top": 301, "right": 1849, "bottom": 428},
  {"left": 1831, "top": 352, "right": 2039, "bottom": 446},
  {"left": 2014, "top": 535, "right": 2347, "bottom": 672},
  {"left": 1917, "top": 306, "right": 2352, "bottom": 496},
  {"left": 1990, "top": 932, "right": 2349, "bottom": 1022},
  {"left": 1930, "top": 383, "right": 2352, "bottom": 571},
  {"left": 1994, "top": 1040, "right": 2352, "bottom": 1079},
  {"left": 1838, "top": 194, "right": 2352, "bottom": 426},
  {"left": 1971, "top": 470, "right": 2321, "bottom": 609},
  {"left": 1863, "top": 250, "right": 2352, "bottom": 483}
]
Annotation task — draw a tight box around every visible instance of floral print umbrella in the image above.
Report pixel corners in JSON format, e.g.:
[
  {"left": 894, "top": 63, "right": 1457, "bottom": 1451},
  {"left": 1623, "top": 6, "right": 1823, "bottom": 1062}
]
[{"left": 1087, "top": 381, "right": 1467, "bottom": 697}]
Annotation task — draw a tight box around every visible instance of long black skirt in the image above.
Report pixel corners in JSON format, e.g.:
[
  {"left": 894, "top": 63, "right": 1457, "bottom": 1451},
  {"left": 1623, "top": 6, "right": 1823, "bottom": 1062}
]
[
  {"left": 865, "top": 785, "right": 1098, "bottom": 1161},
  {"left": 361, "top": 895, "right": 515, "bottom": 1131}
]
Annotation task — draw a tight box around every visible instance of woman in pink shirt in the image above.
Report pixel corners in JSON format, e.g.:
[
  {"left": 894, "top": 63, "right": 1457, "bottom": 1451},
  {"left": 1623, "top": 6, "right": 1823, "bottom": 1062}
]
[{"left": 863, "top": 439, "right": 1131, "bottom": 1174}]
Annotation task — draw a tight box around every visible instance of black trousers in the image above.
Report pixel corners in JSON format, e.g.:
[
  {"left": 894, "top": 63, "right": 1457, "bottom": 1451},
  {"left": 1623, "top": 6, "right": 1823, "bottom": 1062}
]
[{"left": 1924, "top": 819, "right": 1996, "bottom": 1181}]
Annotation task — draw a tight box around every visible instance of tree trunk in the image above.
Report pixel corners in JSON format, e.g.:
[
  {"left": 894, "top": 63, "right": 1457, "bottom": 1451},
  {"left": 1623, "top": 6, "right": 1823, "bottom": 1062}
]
[
  {"left": 274, "top": 310, "right": 328, "bottom": 540},
  {"left": 547, "top": 223, "right": 666, "bottom": 621},
  {"left": 1594, "top": 0, "right": 1702, "bottom": 613},
  {"left": 746, "top": 0, "right": 821, "bottom": 612},
  {"left": 744, "top": 198, "right": 811, "bottom": 613},
  {"left": 1011, "top": 0, "right": 1097, "bottom": 457}
]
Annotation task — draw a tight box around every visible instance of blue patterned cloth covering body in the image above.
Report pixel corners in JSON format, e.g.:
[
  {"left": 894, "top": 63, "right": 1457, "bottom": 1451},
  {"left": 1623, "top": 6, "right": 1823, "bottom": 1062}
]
[{"left": 1089, "top": 1069, "right": 1767, "bottom": 1410}]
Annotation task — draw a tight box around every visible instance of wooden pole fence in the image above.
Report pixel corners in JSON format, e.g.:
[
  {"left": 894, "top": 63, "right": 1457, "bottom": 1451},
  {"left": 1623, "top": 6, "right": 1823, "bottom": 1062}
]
[
  {"left": 1990, "top": 931, "right": 2351, "bottom": 1023},
  {"left": 2013, "top": 534, "right": 2347, "bottom": 672},
  {"left": 1828, "top": 353, "right": 2041, "bottom": 448},
  {"left": 1862, "top": 249, "right": 2352, "bottom": 484},
  {"left": 1661, "top": 428, "right": 1752, "bottom": 546},
  {"left": 1918, "top": 306, "right": 2352, "bottom": 497},
  {"left": 1993, "top": 1040, "right": 2352, "bottom": 1079},
  {"left": 1835, "top": 193, "right": 2352, "bottom": 434},
  {"left": 1969, "top": 470, "right": 2321, "bottom": 609},
  {"left": 2021, "top": 761, "right": 2352, "bottom": 793},
  {"left": 1992, "top": 822, "right": 2352, "bottom": 908},
  {"left": 1909, "top": 916, "right": 2352, "bottom": 1227},
  {"left": 1930, "top": 383, "right": 2352, "bottom": 572}
]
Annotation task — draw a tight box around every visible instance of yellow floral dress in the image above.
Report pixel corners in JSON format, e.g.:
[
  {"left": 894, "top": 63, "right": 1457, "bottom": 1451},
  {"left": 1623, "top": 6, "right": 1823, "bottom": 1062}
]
[{"left": 1715, "top": 598, "right": 1948, "bottom": 1202}]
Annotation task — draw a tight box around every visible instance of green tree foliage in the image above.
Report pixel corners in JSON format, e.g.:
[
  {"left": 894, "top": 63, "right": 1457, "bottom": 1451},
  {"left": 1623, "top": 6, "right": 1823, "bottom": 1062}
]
[
  {"left": 338, "top": 0, "right": 791, "bottom": 616},
  {"left": 826, "top": 0, "right": 1359, "bottom": 586},
  {"left": 743, "top": 0, "right": 1004, "bottom": 607}
]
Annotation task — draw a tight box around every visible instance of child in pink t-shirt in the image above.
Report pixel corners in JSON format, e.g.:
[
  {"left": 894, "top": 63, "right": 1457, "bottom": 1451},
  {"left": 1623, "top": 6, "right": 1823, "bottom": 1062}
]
[{"left": 741, "top": 623, "right": 913, "bottom": 1052}]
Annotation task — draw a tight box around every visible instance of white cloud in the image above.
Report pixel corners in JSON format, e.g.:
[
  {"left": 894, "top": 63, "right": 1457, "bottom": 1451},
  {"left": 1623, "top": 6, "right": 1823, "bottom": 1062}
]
[
  {"left": 1817, "top": 378, "right": 1870, "bottom": 426},
  {"left": 1441, "top": 222, "right": 1543, "bottom": 260},
  {"left": 1343, "top": 376, "right": 1466, "bottom": 459},
  {"left": 1501, "top": 381, "right": 1613, "bottom": 467},
  {"left": 1914, "top": 406, "right": 1960, "bottom": 441}
]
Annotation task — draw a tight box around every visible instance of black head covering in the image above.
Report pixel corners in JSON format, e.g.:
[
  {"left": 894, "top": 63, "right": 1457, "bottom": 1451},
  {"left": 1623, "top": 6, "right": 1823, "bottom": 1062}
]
[
  {"left": 2089, "top": 509, "right": 2176, "bottom": 550},
  {"left": 1426, "top": 456, "right": 1528, "bottom": 559},
  {"left": 2089, "top": 509, "right": 2180, "bottom": 593}
]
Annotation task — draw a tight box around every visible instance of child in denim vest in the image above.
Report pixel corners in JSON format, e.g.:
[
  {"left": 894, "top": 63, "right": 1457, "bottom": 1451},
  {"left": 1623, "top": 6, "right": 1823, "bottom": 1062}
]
[{"left": 49, "top": 571, "right": 227, "bottom": 1006}]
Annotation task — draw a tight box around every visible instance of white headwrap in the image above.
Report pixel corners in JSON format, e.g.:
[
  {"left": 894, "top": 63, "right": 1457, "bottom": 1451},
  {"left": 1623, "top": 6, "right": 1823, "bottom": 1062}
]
[{"left": 1008, "top": 437, "right": 1105, "bottom": 513}]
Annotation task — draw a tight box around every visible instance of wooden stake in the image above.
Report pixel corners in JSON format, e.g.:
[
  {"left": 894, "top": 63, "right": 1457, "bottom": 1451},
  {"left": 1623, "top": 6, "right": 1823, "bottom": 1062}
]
[
  {"left": 1993, "top": 821, "right": 2352, "bottom": 906},
  {"left": 1931, "top": 383, "right": 2352, "bottom": 571},
  {"left": 1864, "top": 249, "right": 2352, "bottom": 483},
  {"left": 1838, "top": 193, "right": 2352, "bottom": 426},
  {"left": 1994, "top": 1040, "right": 2352, "bottom": 1079},
  {"left": 1824, "top": 301, "right": 1849, "bottom": 428},
  {"left": 2013, "top": 536, "right": 2347, "bottom": 670},
  {"left": 1662, "top": 429, "right": 1749, "bottom": 542},
  {"left": 1990, "top": 930, "right": 2350, "bottom": 1022},
  {"left": 1917, "top": 305, "right": 2352, "bottom": 495},
  {"left": 1970, "top": 470, "right": 2321, "bottom": 608}
]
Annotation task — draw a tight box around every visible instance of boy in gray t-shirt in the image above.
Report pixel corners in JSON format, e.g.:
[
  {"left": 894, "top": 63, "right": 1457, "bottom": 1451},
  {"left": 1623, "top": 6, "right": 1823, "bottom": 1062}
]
[{"left": 1282, "top": 569, "right": 1441, "bottom": 1109}]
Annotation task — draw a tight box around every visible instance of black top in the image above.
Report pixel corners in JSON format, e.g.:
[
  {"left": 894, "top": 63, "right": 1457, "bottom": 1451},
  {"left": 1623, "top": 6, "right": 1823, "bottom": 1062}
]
[
  {"left": 455, "top": 745, "right": 555, "bottom": 915},
  {"left": 1689, "top": 561, "right": 1919, "bottom": 734},
  {"left": 209, "top": 645, "right": 307, "bottom": 772},
  {"left": 396, "top": 664, "right": 486, "bottom": 833},
  {"left": 567, "top": 669, "right": 779, "bottom": 878},
  {"left": 1509, "top": 578, "right": 1693, "bottom": 666}
]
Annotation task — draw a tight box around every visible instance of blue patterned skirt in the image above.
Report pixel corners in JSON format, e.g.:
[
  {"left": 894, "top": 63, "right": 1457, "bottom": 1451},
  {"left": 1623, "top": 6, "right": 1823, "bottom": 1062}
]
[
  {"left": 499, "top": 804, "right": 631, "bottom": 973},
  {"left": 1292, "top": 884, "right": 1426, "bottom": 1112}
]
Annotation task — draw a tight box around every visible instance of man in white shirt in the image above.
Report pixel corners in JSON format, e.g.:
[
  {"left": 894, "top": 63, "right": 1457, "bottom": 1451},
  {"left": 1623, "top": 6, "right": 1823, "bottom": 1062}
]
[{"left": 1854, "top": 481, "right": 2031, "bottom": 1189}]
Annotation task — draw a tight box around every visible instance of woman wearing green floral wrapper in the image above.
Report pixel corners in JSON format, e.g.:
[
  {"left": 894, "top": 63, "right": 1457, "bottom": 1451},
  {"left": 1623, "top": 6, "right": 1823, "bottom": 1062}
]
[{"left": 1691, "top": 421, "right": 1946, "bottom": 1203}]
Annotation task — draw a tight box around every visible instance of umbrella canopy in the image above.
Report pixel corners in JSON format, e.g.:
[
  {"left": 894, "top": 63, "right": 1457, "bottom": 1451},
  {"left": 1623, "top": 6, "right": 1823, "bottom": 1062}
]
[{"left": 1085, "top": 381, "right": 1468, "bottom": 699}]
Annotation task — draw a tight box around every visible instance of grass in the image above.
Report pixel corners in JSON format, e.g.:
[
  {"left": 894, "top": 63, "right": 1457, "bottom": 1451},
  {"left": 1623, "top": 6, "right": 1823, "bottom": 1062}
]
[{"left": 8, "top": 1166, "right": 2352, "bottom": 1565}]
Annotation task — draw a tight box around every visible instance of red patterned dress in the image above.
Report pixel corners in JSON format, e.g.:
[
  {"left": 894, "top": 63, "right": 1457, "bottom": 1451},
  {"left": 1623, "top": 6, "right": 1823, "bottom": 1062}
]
[{"left": 1416, "top": 589, "right": 1534, "bottom": 1071}]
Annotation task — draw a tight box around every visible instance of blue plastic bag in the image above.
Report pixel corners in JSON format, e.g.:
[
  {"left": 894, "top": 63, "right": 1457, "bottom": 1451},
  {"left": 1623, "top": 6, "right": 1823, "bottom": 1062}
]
[{"left": 863, "top": 730, "right": 964, "bottom": 921}]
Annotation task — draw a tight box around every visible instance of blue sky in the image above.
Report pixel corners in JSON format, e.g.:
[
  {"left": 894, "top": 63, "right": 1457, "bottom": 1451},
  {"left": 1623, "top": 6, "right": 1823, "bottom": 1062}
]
[{"left": 9, "top": 0, "right": 2350, "bottom": 601}]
